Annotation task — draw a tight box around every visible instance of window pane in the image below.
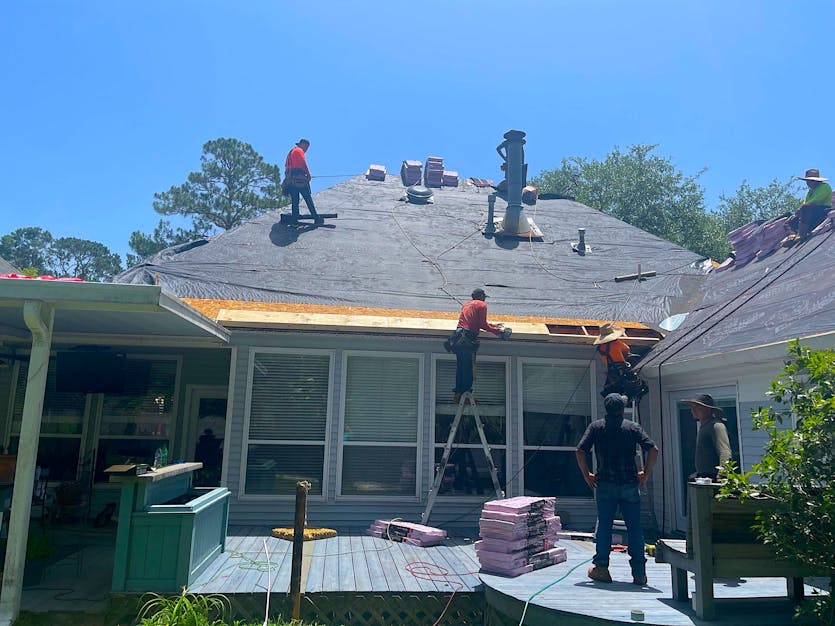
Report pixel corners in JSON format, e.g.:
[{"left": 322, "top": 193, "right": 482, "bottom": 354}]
[
  {"left": 344, "top": 356, "right": 418, "bottom": 443},
  {"left": 12, "top": 361, "right": 85, "bottom": 436},
  {"left": 9, "top": 436, "right": 81, "bottom": 483},
  {"left": 101, "top": 360, "right": 176, "bottom": 437},
  {"left": 246, "top": 444, "right": 324, "bottom": 496},
  {"left": 522, "top": 363, "right": 592, "bottom": 447},
  {"left": 433, "top": 447, "right": 506, "bottom": 496},
  {"left": 523, "top": 450, "right": 588, "bottom": 497},
  {"left": 342, "top": 446, "right": 417, "bottom": 496},
  {"left": 435, "top": 359, "right": 506, "bottom": 444},
  {"left": 249, "top": 353, "right": 329, "bottom": 440}
]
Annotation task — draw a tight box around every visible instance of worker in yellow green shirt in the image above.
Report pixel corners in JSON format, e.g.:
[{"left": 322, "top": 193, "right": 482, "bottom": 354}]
[{"left": 787, "top": 168, "right": 833, "bottom": 242}]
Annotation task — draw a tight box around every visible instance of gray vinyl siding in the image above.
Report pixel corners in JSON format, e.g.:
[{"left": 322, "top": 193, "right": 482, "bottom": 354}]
[
  {"left": 223, "top": 330, "right": 603, "bottom": 531},
  {"left": 737, "top": 400, "right": 779, "bottom": 470}
]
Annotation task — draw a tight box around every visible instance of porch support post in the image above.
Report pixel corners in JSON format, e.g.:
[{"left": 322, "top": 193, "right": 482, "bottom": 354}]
[{"left": 0, "top": 300, "right": 54, "bottom": 626}]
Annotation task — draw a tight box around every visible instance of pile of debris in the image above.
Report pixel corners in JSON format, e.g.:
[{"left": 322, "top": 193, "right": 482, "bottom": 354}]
[
  {"left": 475, "top": 496, "right": 567, "bottom": 577},
  {"left": 367, "top": 519, "right": 447, "bottom": 547}
]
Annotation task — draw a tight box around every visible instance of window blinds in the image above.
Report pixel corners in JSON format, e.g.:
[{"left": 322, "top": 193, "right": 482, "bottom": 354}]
[
  {"left": 12, "top": 360, "right": 85, "bottom": 436},
  {"left": 522, "top": 363, "right": 591, "bottom": 416}
]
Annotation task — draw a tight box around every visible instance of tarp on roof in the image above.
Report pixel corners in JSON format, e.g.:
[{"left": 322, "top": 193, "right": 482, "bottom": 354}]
[
  {"left": 116, "top": 175, "right": 708, "bottom": 325},
  {"left": 0, "top": 256, "right": 17, "bottom": 274},
  {"left": 639, "top": 230, "right": 835, "bottom": 368}
]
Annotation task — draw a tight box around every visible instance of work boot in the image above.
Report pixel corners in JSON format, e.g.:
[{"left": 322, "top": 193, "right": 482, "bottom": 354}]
[
  {"left": 587, "top": 565, "right": 612, "bottom": 583},
  {"left": 633, "top": 574, "right": 648, "bottom": 586}
]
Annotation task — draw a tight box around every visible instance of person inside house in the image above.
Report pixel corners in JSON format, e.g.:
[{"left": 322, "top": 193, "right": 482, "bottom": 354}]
[
  {"left": 594, "top": 323, "right": 648, "bottom": 401},
  {"left": 684, "top": 393, "right": 732, "bottom": 480},
  {"left": 283, "top": 138, "right": 322, "bottom": 224},
  {"left": 784, "top": 168, "right": 833, "bottom": 245},
  {"left": 576, "top": 393, "right": 659, "bottom": 586},
  {"left": 445, "top": 288, "right": 506, "bottom": 404}
]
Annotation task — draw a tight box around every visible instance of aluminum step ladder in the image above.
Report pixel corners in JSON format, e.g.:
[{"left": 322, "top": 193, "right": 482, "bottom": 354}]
[{"left": 421, "top": 391, "right": 505, "bottom": 525}]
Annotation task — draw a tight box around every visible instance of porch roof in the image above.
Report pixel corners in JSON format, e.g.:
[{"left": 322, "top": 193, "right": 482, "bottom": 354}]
[{"left": 0, "top": 279, "right": 230, "bottom": 348}]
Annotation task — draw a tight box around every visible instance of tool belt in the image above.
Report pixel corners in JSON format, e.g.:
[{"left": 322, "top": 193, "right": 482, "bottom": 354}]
[
  {"left": 288, "top": 167, "right": 310, "bottom": 188},
  {"left": 443, "top": 328, "right": 479, "bottom": 353}
]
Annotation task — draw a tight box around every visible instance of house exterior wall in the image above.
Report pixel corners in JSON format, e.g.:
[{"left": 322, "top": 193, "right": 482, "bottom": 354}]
[{"left": 221, "top": 329, "right": 621, "bottom": 531}]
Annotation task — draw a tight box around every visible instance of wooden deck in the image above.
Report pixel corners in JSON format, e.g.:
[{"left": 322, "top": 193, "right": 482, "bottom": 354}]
[{"left": 482, "top": 538, "right": 824, "bottom": 625}]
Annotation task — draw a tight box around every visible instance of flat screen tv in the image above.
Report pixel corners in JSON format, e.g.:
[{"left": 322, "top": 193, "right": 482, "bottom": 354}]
[{"left": 55, "top": 352, "right": 128, "bottom": 394}]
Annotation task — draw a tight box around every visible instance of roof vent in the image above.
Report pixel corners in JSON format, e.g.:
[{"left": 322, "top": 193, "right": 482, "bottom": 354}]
[
  {"left": 406, "top": 185, "right": 433, "bottom": 204},
  {"left": 492, "top": 130, "right": 543, "bottom": 239},
  {"left": 571, "top": 228, "right": 591, "bottom": 255}
]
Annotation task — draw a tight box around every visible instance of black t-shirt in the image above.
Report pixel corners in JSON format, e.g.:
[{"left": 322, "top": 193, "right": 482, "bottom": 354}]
[{"left": 577, "top": 415, "right": 656, "bottom": 484}]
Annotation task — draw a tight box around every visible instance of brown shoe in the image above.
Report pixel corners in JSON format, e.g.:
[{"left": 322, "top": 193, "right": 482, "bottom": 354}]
[
  {"left": 587, "top": 565, "right": 612, "bottom": 583},
  {"left": 633, "top": 574, "right": 648, "bottom": 585}
]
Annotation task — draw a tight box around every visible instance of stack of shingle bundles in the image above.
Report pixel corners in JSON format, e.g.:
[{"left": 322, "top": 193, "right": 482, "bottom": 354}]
[
  {"left": 401, "top": 160, "right": 423, "bottom": 186},
  {"left": 366, "top": 519, "right": 447, "bottom": 547},
  {"left": 754, "top": 215, "right": 792, "bottom": 259},
  {"left": 424, "top": 156, "right": 444, "bottom": 187},
  {"left": 727, "top": 220, "right": 765, "bottom": 266},
  {"left": 442, "top": 170, "right": 459, "bottom": 187},
  {"left": 366, "top": 164, "right": 387, "bottom": 181},
  {"left": 476, "top": 496, "right": 567, "bottom": 577}
]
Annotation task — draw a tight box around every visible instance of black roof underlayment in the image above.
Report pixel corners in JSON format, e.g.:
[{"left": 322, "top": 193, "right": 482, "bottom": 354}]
[
  {"left": 0, "top": 256, "right": 17, "bottom": 274},
  {"left": 116, "top": 175, "right": 709, "bottom": 324},
  {"left": 639, "top": 229, "right": 835, "bottom": 368}
]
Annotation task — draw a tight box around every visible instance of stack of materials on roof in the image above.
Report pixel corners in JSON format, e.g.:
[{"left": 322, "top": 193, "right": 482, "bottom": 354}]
[
  {"left": 366, "top": 164, "right": 387, "bottom": 181},
  {"left": 401, "top": 160, "right": 423, "bottom": 185},
  {"left": 469, "top": 177, "right": 493, "bottom": 188},
  {"left": 722, "top": 215, "right": 792, "bottom": 270},
  {"left": 367, "top": 519, "right": 447, "bottom": 547},
  {"left": 475, "top": 496, "right": 566, "bottom": 577},
  {"left": 424, "top": 156, "right": 444, "bottom": 188},
  {"left": 442, "top": 170, "right": 459, "bottom": 187}
]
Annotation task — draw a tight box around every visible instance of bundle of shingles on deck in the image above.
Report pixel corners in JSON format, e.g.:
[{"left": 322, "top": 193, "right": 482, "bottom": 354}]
[
  {"left": 475, "top": 496, "right": 567, "bottom": 577},
  {"left": 367, "top": 519, "right": 447, "bottom": 547}
]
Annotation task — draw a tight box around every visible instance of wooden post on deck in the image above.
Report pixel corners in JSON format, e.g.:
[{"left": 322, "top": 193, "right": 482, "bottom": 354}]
[{"left": 290, "top": 480, "right": 311, "bottom": 621}]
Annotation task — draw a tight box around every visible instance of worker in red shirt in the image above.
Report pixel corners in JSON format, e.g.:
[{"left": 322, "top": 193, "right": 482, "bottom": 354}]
[
  {"left": 283, "top": 138, "right": 322, "bottom": 224},
  {"left": 446, "top": 288, "right": 509, "bottom": 403}
]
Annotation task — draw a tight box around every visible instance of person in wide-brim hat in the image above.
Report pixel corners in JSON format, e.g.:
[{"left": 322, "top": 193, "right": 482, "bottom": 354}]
[
  {"left": 682, "top": 393, "right": 725, "bottom": 417},
  {"left": 798, "top": 167, "right": 828, "bottom": 182},
  {"left": 593, "top": 323, "right": 626, "bottom": 345},
  {"left": 784, "top": 168, "right": 833, "bottom": 243}
]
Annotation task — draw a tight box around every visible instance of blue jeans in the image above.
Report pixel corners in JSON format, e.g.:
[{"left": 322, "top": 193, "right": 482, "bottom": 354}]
[
  {"left": 453, "top": 348, "right": 474, "bottom": 394},
  {"left": 593, "top": 481, "right": 646, "bottom": 577}
]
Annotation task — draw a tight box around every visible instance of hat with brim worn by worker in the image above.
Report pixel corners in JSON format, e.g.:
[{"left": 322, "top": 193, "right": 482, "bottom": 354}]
[
  {"left": 799, "top": 168, "right": 828, "bottom": 182},
  {"left": 593, "top": 322, "right": 626, "bottom": 345},
  {"left": 683, "top": 393, "right": 725, "bottom": 417},
  {"left": 296, "top": 138, "right": 310, "bottom": 147}
]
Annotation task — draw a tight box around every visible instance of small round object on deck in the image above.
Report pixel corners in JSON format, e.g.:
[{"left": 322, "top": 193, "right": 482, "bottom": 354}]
[{"left": 630, "top": 608, "right": 645, "bottom": 621}]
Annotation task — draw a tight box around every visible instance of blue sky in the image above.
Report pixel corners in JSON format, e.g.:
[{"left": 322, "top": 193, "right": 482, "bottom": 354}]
[{"left": 2, "top": 1, "right": 833, "bottom": 261}]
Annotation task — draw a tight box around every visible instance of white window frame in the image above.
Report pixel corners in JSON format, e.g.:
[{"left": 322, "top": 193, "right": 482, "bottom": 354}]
[
  {"left": 429, "top": 354, "right": 511, "bottom": 502},
  {"left": 336, "top": 350, "right": 423, "bottom": 501},
  {"left": 184, "top": 383, "right": 229, "bottom": 463},
  {"left": 240, "top": 347, "right": 334, "bottom": 502},
  {"left": 516, "top": 356, "right": 597, "bottom": 498}
]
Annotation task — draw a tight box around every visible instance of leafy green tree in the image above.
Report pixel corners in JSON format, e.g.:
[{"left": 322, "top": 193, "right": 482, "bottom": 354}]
[
  {"left": 716, "top": 179, "right": 801, "bottom": 236},
  {"left": 722, "top": 341, "right": 835, "bottom": 624},
  {"left": 126, "top": 219, "right": 207, "bottom": 267},
  {"left": 49, "top": 237, "right": 123, "bottom": 281},
  {"left": 153, "top": 138, "right": 283, "bottom": 232},
  {"left": 531, "top": 145, "right": 728, "bottom": 259},
  {"left": 0, "top": 227, "right": 54, "bottom": 274}
]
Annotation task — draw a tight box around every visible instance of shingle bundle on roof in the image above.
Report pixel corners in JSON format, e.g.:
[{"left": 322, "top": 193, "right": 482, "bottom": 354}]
[
  {"left": 476, "top": 496, "right": 566, "bottom": 577},
  {"left": 401, "top": 160, "right": 423, "bottom": 186},
  {"left": 366, "top": 164, "right": 387, "bottom": 181},
  {"left": 442, "top": 170, "right": 459, "bottom": 187},
  {"left": 722, "top": 216, "right": 791, "bottom": 269},
  {"left": 424, "top": 156, "right": 444, "bottom": 188}
]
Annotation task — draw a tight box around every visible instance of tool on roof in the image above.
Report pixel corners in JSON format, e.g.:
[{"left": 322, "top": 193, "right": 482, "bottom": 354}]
[{"left": 422, "top": 391, "right": 505, "bottom": 525}]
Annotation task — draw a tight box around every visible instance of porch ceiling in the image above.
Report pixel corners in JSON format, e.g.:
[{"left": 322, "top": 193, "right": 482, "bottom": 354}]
[{"left": 0, "top": 280, "right": 229, "bottom": 347}]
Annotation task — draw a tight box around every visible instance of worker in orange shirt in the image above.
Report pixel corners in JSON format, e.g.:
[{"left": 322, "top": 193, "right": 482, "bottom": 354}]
[
  {"left": 283, "top": 138, "right": 322, "bottom": 224},
  {"left": 594, "top": 323, "right": 647, "bottom": 401}
]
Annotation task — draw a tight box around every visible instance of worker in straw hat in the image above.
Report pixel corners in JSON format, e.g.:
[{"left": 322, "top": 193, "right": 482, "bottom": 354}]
[
  {"left": 784, "top": 168, "right": 833, "bottom": 245},
  {"left": 594, "top": 323, "right": 648, "bottom": 401},
  {"left": 683, "top": 393, "right": 732, "bottom": 481}
]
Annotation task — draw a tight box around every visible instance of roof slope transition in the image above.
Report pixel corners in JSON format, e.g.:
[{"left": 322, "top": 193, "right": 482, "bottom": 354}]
[
  {"left": 0, "top": 256, "right": 17, "bottom": 274},
  {"left": 116, "top": 175, "right": 708, "bottom": 324},
  {"left": 639, "top": 227, "right": 835, "bottom": 368}
]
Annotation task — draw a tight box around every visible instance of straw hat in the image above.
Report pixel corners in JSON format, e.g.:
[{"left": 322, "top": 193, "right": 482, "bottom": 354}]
[
  {"left": 799, "top": 168, "right": 827, "bottom": 182},
  {"left": 683, "top": 393, "right": 725, "bottom": 417},
  {"left": 593, "top": 323, "right": 626, "bottom": 345}
]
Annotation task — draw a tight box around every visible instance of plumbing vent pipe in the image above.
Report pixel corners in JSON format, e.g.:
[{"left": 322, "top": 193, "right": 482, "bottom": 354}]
[
  {"left": 485, "top": 194, "right": 497, "bottom": 234},
  {"left": 578, "top": 228, "right": 586, "bottom": 252},
  {"left": 498, "top": 130, "right": 530, "bottom": 234}
]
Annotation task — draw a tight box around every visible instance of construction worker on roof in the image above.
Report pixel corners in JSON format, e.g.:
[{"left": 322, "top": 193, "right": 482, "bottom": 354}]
[
  {"left": 783, "top": 168, "right": 833, "bottom": 245},
  {"left": 444, "top": 288, "right": 510, "bottom": 404},
  {"left": 594, "top": 323, "right": 648, "bottom": 401},
  {"left": 282, "top": 138, "right": 322, "bottom": 224}
]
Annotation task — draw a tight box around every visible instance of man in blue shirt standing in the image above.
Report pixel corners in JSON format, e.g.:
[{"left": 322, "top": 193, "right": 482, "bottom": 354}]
[{"left": 576, "top": 393, "right": 659, "bottom": 585}]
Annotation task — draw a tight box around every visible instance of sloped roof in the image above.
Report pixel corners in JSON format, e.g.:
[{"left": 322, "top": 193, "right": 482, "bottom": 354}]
[
  {"left": 0, "top": 256, "right": 17, "bottom": 274},
  {"left": 116, "top": 175, "right": 708, "bottom": 324},
  {"left": 639, "top": 228, "right": 835, "bottom": 369}
]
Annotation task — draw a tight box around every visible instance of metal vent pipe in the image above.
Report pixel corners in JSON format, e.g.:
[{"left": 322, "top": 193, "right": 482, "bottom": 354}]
[{"left": 497, "top": 129, "right": 529, "bottom": 234}]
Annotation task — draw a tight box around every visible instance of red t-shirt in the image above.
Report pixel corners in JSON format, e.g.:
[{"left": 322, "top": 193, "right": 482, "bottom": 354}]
[
  {"left": 285, "top": 146, "right": 309, "bottom": 174},
  {"left": 457, "top": 299, "right": 501, "bottom": 334}
]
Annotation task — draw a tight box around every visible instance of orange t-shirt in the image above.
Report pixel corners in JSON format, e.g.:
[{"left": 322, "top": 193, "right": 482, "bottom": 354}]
[
  {"left": 597, "top": 339, "right": 630, "bottom": 364},
  {"left": 285, "top": 146, "right": 309, "bottom": 174}
]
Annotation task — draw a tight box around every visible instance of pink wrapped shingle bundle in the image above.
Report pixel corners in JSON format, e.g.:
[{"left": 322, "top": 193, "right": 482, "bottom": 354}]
[
  {"left": 424, "top": 156, "right": 444, "bottom": 188},
  {"left": 442, "top": 170, "right": 459, "bottom": 187},
  {"left": 477, "top": 544, "right": 568, "bottom": 577},
  {"left": 478, "top": 515, "right": 561, "bottom": 540},
  {"left": 366, "top": 164, "right": 386, "bottom": 181},
  {"left": 366, "top": 519, "right": 447, "bottom": 547},
  {"left": 401, "top": 160, "right": 423, "bottom": 186},
  {"left": 476, "top": 533, "right": 559, "bottom": 554},
  {"left": 482, "top": 496, "right": 556, "bottom": 516}
]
